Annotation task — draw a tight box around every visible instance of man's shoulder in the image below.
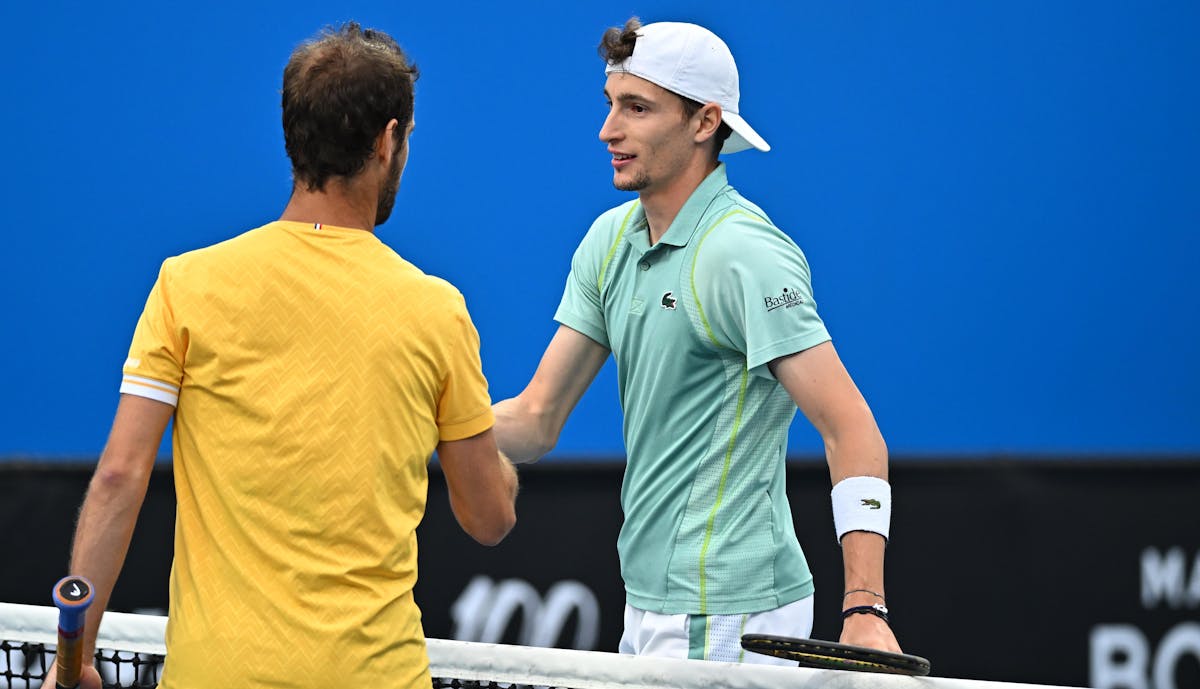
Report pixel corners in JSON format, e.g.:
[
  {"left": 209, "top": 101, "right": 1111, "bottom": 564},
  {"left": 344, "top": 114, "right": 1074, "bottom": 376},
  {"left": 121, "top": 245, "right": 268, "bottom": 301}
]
[
  {"left": 692, "top": 196, "right": 809, "bottom": 283},
  {"left": 162, "top": 224, "right": 275, "bottom": 268},
  {"left": 567, "top": 199, "right": 641, "bottom": 267},
  {"left": 412, "top": 271, "right": 467, "bottom": 306},
  {"left": 695, "top": 198, "right": 787, "bottom": 255},
  {"left": 588, "top": 199, "right": 642, "bottom": 237},
  {"left": 705, "top": 190, "right": 776, "bottom": 233},
  {"left": 357, "top": 248, "right": 469, "bottom": 314}
]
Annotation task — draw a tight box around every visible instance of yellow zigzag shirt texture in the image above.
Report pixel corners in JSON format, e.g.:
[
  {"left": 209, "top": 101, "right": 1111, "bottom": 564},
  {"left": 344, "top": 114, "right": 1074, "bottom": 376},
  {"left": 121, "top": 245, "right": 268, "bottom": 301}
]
[{"left": 119, "top": 221, "right": 494, "bottom": 689}]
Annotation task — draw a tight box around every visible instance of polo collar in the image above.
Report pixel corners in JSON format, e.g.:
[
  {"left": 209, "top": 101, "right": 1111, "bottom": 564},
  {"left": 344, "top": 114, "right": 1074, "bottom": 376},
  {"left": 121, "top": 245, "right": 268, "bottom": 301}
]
[{"left": 625, "top": 163, "right": 731, "bottom": 253}]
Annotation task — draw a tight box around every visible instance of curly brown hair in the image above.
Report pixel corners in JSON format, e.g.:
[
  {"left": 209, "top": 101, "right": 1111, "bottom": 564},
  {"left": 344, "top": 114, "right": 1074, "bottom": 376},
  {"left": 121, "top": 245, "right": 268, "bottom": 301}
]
[
  {"left": 598, "top": 16, "right": 642, "bottom": 64},
  {"left": 282, "top": 22, "right": 419, "bottom": 192},
  {"left": 598, "top": 17, "right": 732, "bottom": 157}
]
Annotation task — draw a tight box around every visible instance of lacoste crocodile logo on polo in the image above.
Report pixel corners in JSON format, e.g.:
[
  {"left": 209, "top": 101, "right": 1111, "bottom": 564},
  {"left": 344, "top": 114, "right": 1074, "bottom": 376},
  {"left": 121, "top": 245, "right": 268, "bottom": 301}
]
[
  {"left": 861, "top": 499, "right": 881, "bottom": 509},
  {"left": 764, "top": 287, "right": 805, "bottom": 312},
  {"left": 661, "top": 291, "right": 677, "bottom": 310}
]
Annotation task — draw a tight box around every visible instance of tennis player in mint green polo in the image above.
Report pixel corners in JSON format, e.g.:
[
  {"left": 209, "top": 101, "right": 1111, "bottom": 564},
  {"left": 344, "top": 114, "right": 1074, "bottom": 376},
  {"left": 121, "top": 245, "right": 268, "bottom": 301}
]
[{"left": 494, "top": 17, "right": 901, "bottom": 664}]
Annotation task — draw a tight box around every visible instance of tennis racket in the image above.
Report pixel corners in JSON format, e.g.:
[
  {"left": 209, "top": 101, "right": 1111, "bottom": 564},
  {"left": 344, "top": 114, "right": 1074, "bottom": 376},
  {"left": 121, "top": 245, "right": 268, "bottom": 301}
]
[
  {"left": 741, "top": 634, "right": 931, "bottom": 676},
  {"left": 52, "top": 575, "right": 95, "bottom": 689}
]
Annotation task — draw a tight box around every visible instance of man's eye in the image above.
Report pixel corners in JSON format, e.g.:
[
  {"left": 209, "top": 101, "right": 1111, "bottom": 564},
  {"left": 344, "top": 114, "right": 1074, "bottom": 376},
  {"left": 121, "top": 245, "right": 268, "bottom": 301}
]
[{"left": 631, "top": 104, "right": 646, "bottom": 113}]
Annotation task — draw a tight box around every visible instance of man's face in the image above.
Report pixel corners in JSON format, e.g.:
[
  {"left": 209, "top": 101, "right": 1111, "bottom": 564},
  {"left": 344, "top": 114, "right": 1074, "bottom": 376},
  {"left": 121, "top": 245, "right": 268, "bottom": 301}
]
[
  {"left": 600, "top": 73, "right": 698, "bottom": 194},
  {"left": 375, "top": 119, "right": 414, "bottom": 226}
]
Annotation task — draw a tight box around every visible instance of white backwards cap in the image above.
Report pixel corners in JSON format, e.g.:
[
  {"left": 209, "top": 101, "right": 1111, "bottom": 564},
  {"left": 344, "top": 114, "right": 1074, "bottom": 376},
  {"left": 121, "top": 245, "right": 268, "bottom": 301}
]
[{"left": 605, "top": 21, "right": 769, "bottom": 154}]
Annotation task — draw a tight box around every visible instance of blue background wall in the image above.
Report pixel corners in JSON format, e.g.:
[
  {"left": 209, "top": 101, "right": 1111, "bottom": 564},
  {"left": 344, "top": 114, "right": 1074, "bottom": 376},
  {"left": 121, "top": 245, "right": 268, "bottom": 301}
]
[{"left": 3, "top": 1, "right": 1197, "bottom": 459}]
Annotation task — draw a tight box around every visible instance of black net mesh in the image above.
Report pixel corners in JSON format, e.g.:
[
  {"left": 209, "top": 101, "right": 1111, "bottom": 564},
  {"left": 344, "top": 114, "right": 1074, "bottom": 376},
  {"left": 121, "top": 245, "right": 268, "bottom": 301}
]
[
  {"left": 1, "top": 641, "right": 163, "bottom": 689},
  {"left": 2, "top": 641, "right": 582, "bottom": 689}
]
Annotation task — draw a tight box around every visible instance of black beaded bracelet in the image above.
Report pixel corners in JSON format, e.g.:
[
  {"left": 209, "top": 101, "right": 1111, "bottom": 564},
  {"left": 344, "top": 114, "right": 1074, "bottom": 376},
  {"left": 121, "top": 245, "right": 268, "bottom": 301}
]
[
  {"left": 842, "top": 603, "right": 890, "bottom": 624},
  {"left": 843, "top": 588, "right": 885, "bottom": 600}
]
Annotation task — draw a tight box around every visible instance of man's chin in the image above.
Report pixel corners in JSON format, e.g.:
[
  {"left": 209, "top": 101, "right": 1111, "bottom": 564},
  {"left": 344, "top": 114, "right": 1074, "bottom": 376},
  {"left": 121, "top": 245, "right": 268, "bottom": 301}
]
[{"left": 613, "top": 173, "right": 648, "bottom": 192}]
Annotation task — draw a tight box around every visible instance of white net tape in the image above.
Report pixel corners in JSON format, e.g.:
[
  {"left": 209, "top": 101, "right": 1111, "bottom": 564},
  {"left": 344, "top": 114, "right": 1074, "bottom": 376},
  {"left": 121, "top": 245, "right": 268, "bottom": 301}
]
[{"left": 0, "top": 603, "right": 1080, "bottom": 689}]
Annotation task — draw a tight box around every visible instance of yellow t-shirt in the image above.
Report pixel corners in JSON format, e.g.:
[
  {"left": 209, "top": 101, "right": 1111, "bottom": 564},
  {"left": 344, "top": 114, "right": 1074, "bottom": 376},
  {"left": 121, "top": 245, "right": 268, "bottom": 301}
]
[{"left": 119, "top": 221, "right": 494, "bottom": 689}]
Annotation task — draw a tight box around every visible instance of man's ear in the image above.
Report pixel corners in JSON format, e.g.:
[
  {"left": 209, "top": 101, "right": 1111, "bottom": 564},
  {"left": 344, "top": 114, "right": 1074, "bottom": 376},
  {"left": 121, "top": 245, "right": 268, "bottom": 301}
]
[
  {"left": 693, "top": 103, "right": 723, "bottom": 144},
  {"left": 376, "top": 118, "right": 400, "bottom": 164}
]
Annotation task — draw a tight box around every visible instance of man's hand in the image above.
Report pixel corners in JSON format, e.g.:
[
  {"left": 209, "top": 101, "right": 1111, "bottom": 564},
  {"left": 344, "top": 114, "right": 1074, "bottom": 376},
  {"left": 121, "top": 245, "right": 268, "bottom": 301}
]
[{"left": 40, "top": 662, "right": 103, "bottom": 689}]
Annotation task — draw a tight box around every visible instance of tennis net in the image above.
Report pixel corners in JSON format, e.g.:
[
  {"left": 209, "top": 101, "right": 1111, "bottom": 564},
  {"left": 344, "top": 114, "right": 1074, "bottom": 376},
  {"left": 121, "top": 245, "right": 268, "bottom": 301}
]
[{"left": 1, "top": 602, "right": 1077, "bottom": 689}]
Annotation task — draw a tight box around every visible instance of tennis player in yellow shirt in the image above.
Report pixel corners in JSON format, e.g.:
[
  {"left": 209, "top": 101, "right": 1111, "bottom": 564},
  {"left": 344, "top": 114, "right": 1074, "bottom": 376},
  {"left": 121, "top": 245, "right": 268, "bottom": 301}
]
[{"left": 44, "top": 22, "right": 517, "bottom": 689}]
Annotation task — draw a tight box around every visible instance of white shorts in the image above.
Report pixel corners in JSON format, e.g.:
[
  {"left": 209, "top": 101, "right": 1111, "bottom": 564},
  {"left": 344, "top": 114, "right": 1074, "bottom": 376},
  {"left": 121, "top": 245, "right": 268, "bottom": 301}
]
[{"left": 618, "top": 596, "right": 814, "bottom": 665}]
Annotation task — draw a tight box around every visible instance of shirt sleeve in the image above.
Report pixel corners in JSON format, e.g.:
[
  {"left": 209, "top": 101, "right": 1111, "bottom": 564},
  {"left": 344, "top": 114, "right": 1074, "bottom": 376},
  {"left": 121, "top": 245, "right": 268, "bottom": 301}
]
[
  {"left": 693, "top": 214, "right": 831, "bottom": 380},
  {"left": 120, "top": 260, "right": 186, "bottom": 406},
  {"left": 436, "top": 292, "right": 496, "bottom": 442},
  {"left": 553, "top": 211, "right": 623, "bottom": 349}
]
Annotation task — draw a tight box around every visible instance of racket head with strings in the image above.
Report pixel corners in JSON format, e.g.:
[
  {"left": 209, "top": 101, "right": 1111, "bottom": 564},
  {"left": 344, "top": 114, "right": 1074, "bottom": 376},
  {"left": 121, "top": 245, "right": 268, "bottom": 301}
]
[
  {"left": 52, "top": 575, "right": 96, "bottom": 689},
  {"left": 741, "top": 633, "right": 931, "bottom": 676}
]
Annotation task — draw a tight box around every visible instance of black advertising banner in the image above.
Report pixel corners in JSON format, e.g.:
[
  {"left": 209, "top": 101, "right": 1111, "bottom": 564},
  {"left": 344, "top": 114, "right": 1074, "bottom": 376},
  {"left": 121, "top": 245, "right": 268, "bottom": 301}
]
[{"left": 2, "top": 460, "right": 1197, "bottom": 688}]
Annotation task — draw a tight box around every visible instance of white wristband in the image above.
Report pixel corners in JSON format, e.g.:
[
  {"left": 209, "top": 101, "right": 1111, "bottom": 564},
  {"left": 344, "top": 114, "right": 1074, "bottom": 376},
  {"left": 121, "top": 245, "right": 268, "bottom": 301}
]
[{"left": 831, "top": 476, "right": 891, "bottom": 543}]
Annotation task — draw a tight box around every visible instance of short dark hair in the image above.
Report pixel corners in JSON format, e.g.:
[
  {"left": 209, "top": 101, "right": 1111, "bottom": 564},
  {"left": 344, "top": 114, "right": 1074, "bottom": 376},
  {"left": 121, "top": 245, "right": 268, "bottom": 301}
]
[
  {"left": 282, "top": 22, "right": 419, "bottom": 192},
  {"left": 598, "top": 17, "right": 732, "bottom": 159}
]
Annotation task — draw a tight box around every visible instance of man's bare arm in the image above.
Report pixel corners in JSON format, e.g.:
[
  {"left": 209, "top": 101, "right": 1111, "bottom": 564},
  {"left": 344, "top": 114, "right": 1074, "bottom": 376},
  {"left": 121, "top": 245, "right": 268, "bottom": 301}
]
[
  {"left": 493, "top": 325, "right": 610, "bottom": 463},
  {"left": 69, "top": 394, "right": 173, "bottom": 661},
  {"left": 437, "top": 428, "right": 518, "bottom": 545},
  {"left": 769, "top": 341, "right": 899, "bottom": 653}
]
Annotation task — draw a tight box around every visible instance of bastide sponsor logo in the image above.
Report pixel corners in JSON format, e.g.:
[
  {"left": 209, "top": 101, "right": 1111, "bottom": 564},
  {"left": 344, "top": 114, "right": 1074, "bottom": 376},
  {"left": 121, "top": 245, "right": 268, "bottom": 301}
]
[{"left": 763, "top": 287, "right": 805, "bottom": 312}]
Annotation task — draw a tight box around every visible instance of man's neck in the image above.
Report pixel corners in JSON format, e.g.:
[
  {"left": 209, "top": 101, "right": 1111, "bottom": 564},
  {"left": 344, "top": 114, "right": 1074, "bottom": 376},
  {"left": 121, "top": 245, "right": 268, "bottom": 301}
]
[
  {"left": 640, "top": 160, "right": 719, "bottom": 245},
  {"left": 279, "top": 181, "right": 377, "bottom": 231}
]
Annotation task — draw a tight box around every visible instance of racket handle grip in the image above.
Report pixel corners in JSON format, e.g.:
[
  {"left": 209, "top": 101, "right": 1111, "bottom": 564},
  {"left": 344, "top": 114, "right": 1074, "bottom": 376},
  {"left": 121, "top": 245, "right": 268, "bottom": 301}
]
[{"left": 52, "top": 576, "right": 95, "bottom": 689}]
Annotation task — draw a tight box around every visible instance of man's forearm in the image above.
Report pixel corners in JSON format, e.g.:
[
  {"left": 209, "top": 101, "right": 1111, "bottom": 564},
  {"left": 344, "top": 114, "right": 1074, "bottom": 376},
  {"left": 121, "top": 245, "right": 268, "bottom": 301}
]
[
  {"left": 828, "top": 433, "right": 901, "bottom": 651},
  {"left": 827, "top": 429, "right": 889, "bottom": 585},
  {"left": 69, "top": 457, "right": 156, "bottom": 657},
  {"left": 840, "top": 530, "right": 887, "bottom": 597}
]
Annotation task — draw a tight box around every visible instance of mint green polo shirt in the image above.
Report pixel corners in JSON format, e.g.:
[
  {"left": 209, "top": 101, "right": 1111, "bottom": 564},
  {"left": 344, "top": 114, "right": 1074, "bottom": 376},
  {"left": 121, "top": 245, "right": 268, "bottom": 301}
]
[{"left": 555, "top": 164, "right": 831, "bottom": 615}]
